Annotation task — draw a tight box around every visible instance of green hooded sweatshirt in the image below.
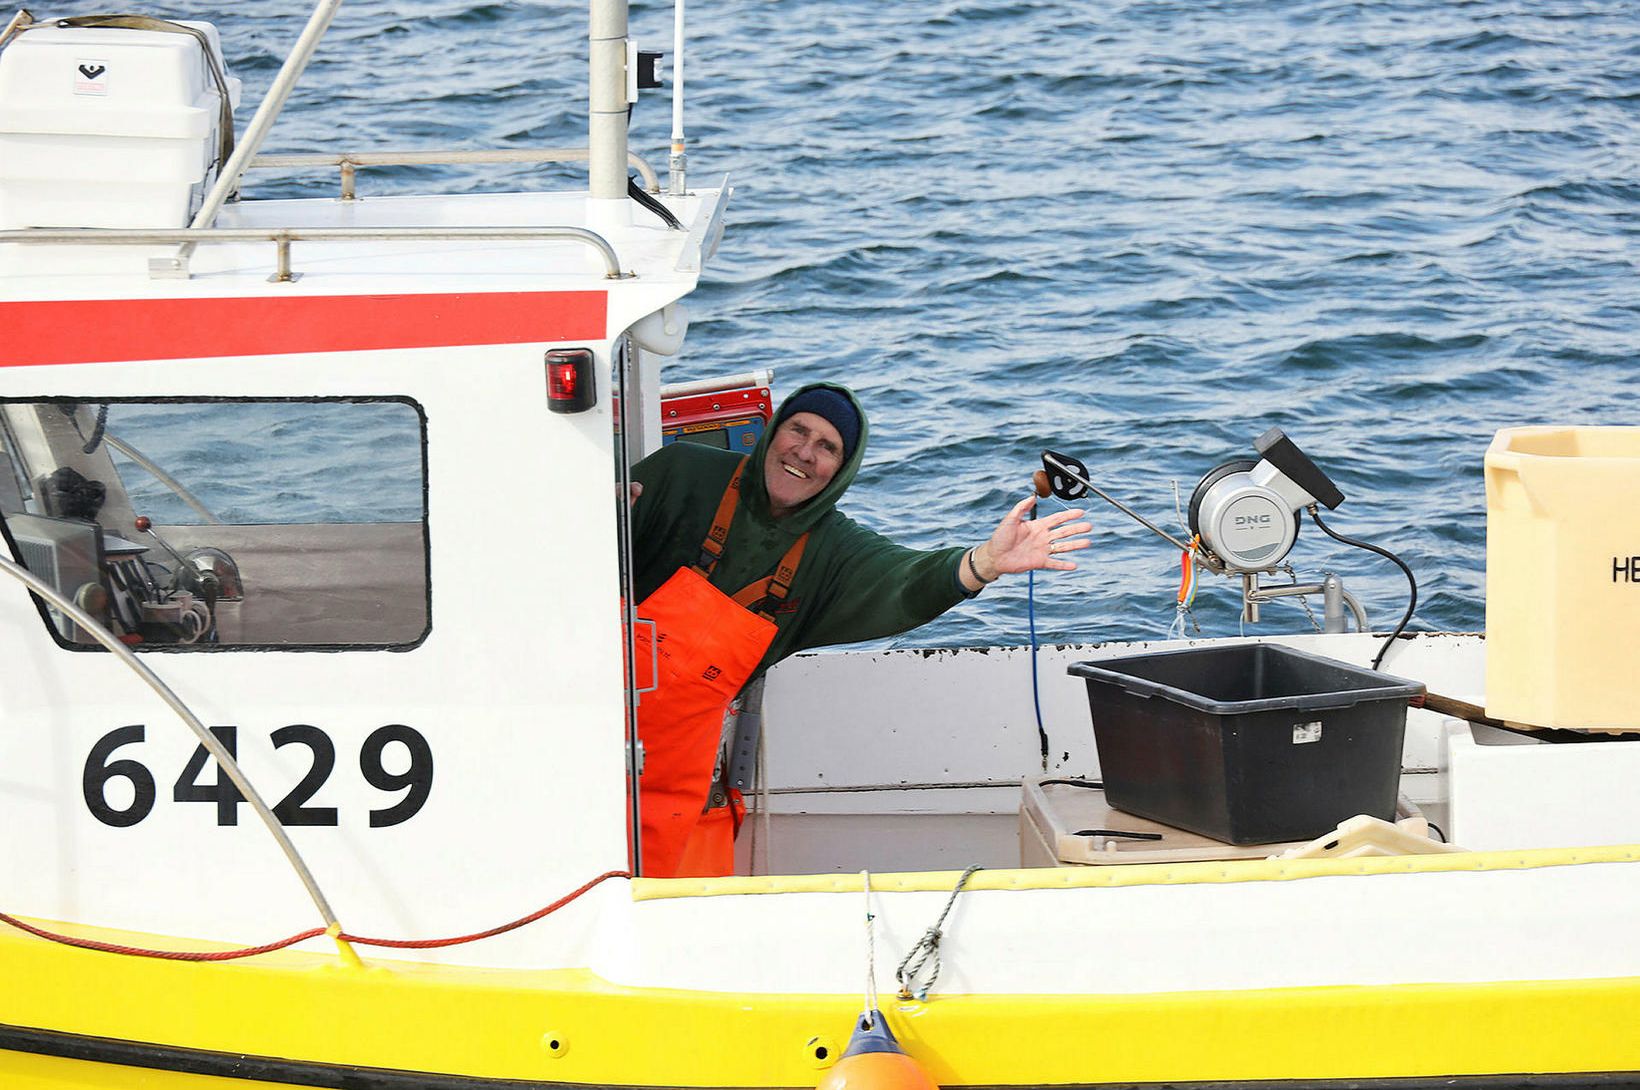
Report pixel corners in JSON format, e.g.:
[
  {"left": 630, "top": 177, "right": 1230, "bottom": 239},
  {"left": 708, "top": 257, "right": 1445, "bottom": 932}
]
[{"left": 630, "top": 383, "right": 971, "bottom": 676}]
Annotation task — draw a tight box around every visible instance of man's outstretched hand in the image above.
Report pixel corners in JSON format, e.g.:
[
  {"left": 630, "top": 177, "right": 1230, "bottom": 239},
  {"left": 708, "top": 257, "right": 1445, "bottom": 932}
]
[{"left": 962, "top": 495, "right": 1091, "bottom": 591}]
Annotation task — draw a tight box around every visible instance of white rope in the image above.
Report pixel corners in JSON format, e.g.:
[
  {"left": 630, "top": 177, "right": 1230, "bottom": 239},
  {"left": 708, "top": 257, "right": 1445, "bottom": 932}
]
[
  {"left": 1166, "top": 602, "right": 1188, "bottom": 640},
  {"left": 895, "top": 864, "right": 982, "bottom": 1001},
  {"left": 862, "top": 870, "right": 878, "bottom": 1026}
]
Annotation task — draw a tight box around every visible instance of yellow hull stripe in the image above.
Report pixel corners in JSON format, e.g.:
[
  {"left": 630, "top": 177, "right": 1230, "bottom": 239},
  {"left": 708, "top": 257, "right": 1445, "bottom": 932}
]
[{"left": 1, "top": 915, "right": 1637, "bottom": 1086}]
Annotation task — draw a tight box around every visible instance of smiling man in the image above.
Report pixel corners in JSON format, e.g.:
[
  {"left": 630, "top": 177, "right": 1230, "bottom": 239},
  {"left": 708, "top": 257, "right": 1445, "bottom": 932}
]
[
  {"left": 761, "top": 396, "right": 847, "bottom": 517},
  {"left": 627, "top": 382, "right": 1089, "bottom": 876}
]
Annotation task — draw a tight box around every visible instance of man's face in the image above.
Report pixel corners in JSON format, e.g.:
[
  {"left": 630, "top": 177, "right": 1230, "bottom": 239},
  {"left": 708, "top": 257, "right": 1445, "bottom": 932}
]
[{"left": 763, "top": 411, "right": 845, "bottom": 516}]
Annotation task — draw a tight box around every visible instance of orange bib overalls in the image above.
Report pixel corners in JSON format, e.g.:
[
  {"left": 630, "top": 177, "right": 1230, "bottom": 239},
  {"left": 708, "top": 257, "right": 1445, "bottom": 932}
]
[{"left": 633, "top": 458, "right": 807, "bottom": 878}]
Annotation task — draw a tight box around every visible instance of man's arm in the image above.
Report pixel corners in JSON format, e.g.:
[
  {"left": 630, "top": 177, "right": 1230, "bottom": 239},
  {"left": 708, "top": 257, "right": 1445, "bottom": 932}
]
[{"left": 783, "top": 493, "right": 1092, "bottom": 654}]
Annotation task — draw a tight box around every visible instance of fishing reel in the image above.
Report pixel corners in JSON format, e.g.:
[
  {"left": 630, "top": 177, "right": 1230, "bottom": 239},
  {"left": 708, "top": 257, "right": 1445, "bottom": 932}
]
[
  {"left": 1039, "top": 428, "right": 1369, "bottom": 632},
  {"left": 1186, "top": 427, "right": 1344, "bottom": 575}
]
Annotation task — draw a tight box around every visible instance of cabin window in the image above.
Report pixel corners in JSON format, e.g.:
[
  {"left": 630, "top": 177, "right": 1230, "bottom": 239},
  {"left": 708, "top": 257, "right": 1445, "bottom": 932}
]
[{"left": 0, "top": 398, "right": 429, "bottom": 651}]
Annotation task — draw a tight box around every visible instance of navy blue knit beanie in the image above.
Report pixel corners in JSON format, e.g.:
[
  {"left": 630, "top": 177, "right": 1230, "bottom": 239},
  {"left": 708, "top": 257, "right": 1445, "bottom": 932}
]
[{"left": 776, "top": 388, "right": 861, "bottom": 460}]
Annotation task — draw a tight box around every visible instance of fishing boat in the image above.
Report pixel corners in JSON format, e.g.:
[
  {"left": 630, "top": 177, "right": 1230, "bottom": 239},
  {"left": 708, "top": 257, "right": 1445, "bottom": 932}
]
[{"left": 1, "top": 3, "right": 1637, "bottom": 1088}]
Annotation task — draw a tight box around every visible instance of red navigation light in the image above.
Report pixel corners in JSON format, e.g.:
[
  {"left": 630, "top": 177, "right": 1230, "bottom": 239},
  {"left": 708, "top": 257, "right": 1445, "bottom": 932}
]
[{"left": 546, "top": 348, "right": 596, "bottom": 413}]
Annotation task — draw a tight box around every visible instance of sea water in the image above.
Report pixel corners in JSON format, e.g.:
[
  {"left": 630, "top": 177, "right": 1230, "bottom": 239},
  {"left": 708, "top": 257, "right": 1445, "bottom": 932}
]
[{"left": 47, "top": 0, "right": 1640, "bottom": 646}]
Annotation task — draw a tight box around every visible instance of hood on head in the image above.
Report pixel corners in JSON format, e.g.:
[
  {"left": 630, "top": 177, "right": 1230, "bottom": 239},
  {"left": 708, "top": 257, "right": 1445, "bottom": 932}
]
[{"left": 742, "top": 382, "right": 868, "bottom": 533}]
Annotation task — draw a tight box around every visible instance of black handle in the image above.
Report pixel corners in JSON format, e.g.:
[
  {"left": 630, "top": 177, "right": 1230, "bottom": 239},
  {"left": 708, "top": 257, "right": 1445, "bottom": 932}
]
[{"left": 1254, "top": 427, "right": 1344, "bottom": 510}]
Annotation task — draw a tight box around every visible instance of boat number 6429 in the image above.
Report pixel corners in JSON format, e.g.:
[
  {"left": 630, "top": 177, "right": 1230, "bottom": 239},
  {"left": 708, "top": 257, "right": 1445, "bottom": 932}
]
[{"left": 82, "top": 724, "right": 433, "bottom": 829}]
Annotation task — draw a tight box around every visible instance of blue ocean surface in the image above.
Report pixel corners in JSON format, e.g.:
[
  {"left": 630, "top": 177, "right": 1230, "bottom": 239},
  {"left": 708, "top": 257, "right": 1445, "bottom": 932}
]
[
  {"left": 105, "top": 401, "right": 425, "bottom": 524},
  {"left": 44, "top": 0, "right": 1640, "bottom": 647}
]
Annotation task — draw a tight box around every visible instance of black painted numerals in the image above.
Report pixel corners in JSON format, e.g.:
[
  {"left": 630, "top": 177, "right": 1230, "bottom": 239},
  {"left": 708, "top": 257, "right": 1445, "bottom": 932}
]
[
  {"left": 82, "top": 724, "right": 433, "bottom": 828},
  {"left": 360, "top": 724, "right": 435, "bottom": 828},
  {"left": 173, "top": 726, "right": 244, "bottom": 825},
  {"left": 82, "top": 724, "right": 157, "bottom": 828},
  {"left": 270, "top": 725, "right": 339, "bottom": 827}
]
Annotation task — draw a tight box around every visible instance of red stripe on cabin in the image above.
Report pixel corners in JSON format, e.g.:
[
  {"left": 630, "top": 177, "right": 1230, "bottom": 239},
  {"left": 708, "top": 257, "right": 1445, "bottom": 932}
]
[{"left": 0, "top": 291, "right": 608, "bottom": 366}]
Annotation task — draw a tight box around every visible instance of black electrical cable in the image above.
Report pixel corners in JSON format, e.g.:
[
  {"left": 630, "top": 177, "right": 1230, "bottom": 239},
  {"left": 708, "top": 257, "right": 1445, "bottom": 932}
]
[
  {"left": 627, "top": 175, "right": 683, "bottom": 230},
  {"left": 57, "top": 402, "right": 110, "bottom": 454},
  {"left": 622, "top": 99, "right": 683, "bottom": 230},
  {"left": 1072, "top": 828, "right": 1163, "bottom": 840},
  {"left": 81, "top": 403, "right": 110, "bottom": 454},
  {"left": 1308, "top": 506, "right": 1417, "bottom": 672},
  {"left": 1427, "top": 821, "right": 1447, "bottom": 844}
]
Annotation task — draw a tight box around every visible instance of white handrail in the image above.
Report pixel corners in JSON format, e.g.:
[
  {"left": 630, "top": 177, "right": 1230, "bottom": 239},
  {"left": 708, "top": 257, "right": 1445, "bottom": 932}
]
[
  {"left": 660, "top": 369, "right": 773, "bottom": 399},
  {"left": 1, "top": 225, "right": 627, "bottom": 282},
  {"left": 249, "top": 148, "right": 659, "bottom": 198}
]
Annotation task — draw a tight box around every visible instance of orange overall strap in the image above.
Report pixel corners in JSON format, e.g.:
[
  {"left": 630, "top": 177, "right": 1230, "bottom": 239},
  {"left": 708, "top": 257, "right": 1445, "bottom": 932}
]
[
  {"left": 694, "top": 456, "right": 748, "bottom": 575},
  {"left": 730, "top": 533, "right": 809, "bottom": 617},
  {"left": 696, "top": 455, "right": 811, "bottom": 619}
]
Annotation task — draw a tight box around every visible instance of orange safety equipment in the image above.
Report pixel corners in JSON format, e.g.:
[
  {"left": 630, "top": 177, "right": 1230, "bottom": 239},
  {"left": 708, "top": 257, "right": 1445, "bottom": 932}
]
[{"left": 634, "top": 458, "right": 806, "bottom": 878}]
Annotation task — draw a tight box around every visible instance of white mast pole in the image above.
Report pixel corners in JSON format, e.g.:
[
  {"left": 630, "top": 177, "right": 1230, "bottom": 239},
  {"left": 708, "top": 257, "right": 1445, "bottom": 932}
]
[
  {"left": 668, "top": 0, "right": 685, "bottom": 196},
  {"left": 588, "top": 0, "right": 631, "bottom": 225}
]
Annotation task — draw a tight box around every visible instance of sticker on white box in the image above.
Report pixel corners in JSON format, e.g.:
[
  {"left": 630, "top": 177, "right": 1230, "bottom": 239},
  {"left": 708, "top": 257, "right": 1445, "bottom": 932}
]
[{"left": 74, "top": 60, "right": 109, "bottom": 96}]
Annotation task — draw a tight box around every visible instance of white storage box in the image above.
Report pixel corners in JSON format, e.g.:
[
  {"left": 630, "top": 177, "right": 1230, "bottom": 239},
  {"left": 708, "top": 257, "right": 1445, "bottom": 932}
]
[
  {"left": 0, "top": 21, "right": 240, "bottom": 228},
  {"left": 1020, "top": 779, "right": 1433, "bottom": 866}
]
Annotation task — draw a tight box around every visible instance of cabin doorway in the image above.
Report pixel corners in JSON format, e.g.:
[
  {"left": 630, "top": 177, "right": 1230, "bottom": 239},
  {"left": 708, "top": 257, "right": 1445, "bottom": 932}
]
[{"left": 610, "top": 337, "right": 647, "bottom": 873}]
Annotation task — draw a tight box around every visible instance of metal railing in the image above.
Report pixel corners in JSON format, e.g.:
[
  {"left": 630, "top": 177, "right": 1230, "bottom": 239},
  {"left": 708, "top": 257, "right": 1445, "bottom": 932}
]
[
  {"left": 248, "top": 148, "right": 662, "bottom": 201},
  {"left": 659, "top": 369, "right": 773, "bottom": 400},
  {"left": 0, "top": 225, "right": 627, "bottom": 281}
]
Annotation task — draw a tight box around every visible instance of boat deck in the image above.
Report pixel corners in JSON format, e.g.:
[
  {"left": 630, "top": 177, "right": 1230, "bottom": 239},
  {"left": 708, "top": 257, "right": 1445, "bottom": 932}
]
[{"left": 740, "top": 631, "right": 1640, "bottom": 875}]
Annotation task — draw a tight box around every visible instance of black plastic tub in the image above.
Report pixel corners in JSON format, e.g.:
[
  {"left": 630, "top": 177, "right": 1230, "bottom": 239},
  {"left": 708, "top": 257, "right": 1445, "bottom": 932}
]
[{"left": 1068, "top": 644, "right": 1424, "bottom": 845}]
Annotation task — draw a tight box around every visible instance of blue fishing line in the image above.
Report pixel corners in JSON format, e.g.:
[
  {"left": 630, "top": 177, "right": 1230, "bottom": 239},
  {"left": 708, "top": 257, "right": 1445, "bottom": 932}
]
[
  {"left": 1026, "top": 492, "right": 1086, "bottom": 770},
  {"left": 1028, "top": 566, "right": 1046, "bottom": 769},
  {"left": 1023, "top": 504, "right": 1049, "bottom": 770}
]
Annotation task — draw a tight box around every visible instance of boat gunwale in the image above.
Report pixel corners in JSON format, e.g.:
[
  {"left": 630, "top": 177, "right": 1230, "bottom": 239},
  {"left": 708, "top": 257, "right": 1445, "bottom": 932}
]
[{"left": 632, "top": 842, "right": 1640, "bottom": 899}]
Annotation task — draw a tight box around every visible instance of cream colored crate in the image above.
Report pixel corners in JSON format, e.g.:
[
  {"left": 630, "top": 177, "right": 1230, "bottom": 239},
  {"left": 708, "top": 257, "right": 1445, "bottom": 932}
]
[
  {"left": 1021, "top": 779, "right": 1438, "bottom": 867},
  {"left": 1485, "top": 426, "right": 1640, "bottom": 732}
]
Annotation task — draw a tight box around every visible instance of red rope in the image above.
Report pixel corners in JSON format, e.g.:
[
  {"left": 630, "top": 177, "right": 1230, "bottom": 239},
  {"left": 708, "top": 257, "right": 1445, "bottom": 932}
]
[
  {"left": 341, "top": 870, "right": 630, "bottom": 949},
  {"left": 0, "top": 869, "right": 631, "bottom": 962},
  {"left": 0, "top": 913, "right": 326, "bottom": 962}
]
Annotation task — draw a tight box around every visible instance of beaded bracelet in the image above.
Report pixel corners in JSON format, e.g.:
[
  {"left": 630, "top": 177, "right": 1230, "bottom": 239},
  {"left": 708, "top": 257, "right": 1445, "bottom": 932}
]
[{"left": 967, "top": 547, "right": 995, "bottom": 585}]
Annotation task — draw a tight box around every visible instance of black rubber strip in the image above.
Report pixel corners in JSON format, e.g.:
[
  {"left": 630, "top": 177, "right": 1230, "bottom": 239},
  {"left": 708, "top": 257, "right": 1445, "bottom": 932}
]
[
  {"left": 1, "top": 1022, "right": 1635, "bottom": 1090},
  {"left": 0, "top": 1024, "right": 594, "bottom": 1089}
]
